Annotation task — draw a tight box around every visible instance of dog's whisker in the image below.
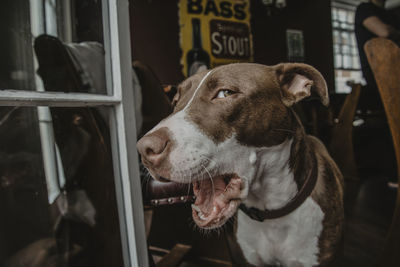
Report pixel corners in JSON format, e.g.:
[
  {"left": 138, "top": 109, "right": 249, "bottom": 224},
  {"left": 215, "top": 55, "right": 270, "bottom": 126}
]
[
  {"left": 185, "top": 173, "right": 192, "bottom": 200},
  {"left": 199, "top": 174, "right": 205, "bottom": 195},
  {"left": 176, "top": 170, "right": 181, "bottom": 183},
  {"left": 202, "top": 164, "right": 215, "bottom": 201}
]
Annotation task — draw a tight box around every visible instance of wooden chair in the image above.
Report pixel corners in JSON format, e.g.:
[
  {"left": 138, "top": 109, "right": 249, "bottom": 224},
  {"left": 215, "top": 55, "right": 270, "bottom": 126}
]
[
  {"left": 365, "top": 37, "right": 400, "bottom": 267},
  {"left": 329, "top": 83, "right": 362, "bottom": 182}
]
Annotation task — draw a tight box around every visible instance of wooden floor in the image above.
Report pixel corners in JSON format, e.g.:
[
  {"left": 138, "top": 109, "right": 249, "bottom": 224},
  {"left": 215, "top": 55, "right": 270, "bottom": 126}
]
[{"left": 332, "top": 175, "right": 396, "bottom": 267}]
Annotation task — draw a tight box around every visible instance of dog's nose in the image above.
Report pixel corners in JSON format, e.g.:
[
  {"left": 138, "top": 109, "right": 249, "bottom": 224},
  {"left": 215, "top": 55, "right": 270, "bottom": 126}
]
[{"left": 137, "top": 128, "right": 170, "bottom": 167}]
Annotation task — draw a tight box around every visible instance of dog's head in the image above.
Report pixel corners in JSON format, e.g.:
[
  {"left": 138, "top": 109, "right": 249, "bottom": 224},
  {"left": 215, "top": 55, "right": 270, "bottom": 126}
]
[{"left": 137, "top": 63, "right": 328, "bottom": 229}]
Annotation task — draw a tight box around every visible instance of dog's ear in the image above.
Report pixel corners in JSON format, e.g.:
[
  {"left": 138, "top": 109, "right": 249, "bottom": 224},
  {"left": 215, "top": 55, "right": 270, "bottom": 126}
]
[{"left": 274, "top": 63, "right": 329, "bottom": 106}]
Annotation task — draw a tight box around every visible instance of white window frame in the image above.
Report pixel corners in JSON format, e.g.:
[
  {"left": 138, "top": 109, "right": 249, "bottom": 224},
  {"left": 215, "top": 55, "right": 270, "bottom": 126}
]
[{"left": 0, "top": 0, "right": 148, "bottom": 266}]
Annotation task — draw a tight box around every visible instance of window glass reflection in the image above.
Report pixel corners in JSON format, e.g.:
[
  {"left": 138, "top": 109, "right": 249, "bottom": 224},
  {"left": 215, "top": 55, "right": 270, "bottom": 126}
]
[
  {"left": 0, "top": 0, "right": 106, "bottom": 94},
  {"left": 0, "top": 106, "right": 123, "bottom": 267}
]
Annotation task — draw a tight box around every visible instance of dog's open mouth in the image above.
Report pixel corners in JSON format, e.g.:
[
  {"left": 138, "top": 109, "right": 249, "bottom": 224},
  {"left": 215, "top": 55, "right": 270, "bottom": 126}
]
[{"left": 191, "top": 174, "right": 242, "bottom": 229}]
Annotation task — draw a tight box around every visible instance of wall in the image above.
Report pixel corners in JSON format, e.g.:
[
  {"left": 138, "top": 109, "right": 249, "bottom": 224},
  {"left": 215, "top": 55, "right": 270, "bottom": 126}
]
[
  {"left": 130, "top": 0, "right": 184, "bottom": 85},
  {"left": 130, "top": 0, "right": 335, "bottom": 91},
  {"left": 251, "top": 0, "right": 335, "bottom": 92}
]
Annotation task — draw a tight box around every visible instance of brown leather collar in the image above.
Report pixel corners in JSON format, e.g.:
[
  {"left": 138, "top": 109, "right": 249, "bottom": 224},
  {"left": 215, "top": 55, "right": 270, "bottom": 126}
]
[{"left": 239, "top": 162, "right": 318, "bottom": 221}]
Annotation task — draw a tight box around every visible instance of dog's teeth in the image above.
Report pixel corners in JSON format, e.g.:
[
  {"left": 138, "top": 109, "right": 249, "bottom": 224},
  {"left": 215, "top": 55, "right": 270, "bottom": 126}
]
[
  {"left": 199, "top": 212, "right": 207, "bottom": 221},
  {"left": 191, "top": 204, "right": 201, "bottom": 212},
  {"left": 192, "top": 204, "right": 208, "bottom": 221}
]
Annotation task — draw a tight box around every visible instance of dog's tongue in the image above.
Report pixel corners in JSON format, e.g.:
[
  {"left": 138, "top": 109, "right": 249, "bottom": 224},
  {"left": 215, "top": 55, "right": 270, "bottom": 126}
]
[
  {"left": 192, "top": 174, "right": 241, "bottom": 226},
  {"left": 194, "top": 177, "right": 226, "bottom": 214}
]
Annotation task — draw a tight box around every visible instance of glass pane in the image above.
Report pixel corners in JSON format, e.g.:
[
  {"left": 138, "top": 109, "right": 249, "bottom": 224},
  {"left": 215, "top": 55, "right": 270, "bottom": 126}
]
[
  {"left": 335, "top": 54, "right": 342, "bottom": 68},
  {"left": 347, "top": 23, "right": 354, "bottom": 31},
  {"left": 341, "top": 32, "right": 350, "bottom": 45},
  {"left": 338, "top": 9, "right": 346, "bottom": 22},
  {"left": 333, "top": 21, "right": 340, "bottom": 28},
  {"left": 333, "top": 30, "right": 340, "bottom": 44},
  {"left": 353, "top": 56, "right": 361, "bottom": 69},
  {"left": 0, "top": 0, "right": 107, "bottom": 94},
  {"left": 352, "top": 46, "right": 358, "bottom": 56},
  {"left": 347, "top": 10, "right": 355, "bottom": 24},
  {"left": 351, "top": 34, "right": 357, "bottom": 46},
  {"left": 343, "top": 55, "right": 352, "bottom": 69},
  {"left": 334, "top": 44, "right": 341, "bottom": 54},
  {"left": 342, "top": 45, "right": 350, "bottom": 54},
  {"left": 0, "top": 106, "right": 123, "bottom": 267},
  {"left": 332, "top": 7, "right": 338, "bottom": 21}
]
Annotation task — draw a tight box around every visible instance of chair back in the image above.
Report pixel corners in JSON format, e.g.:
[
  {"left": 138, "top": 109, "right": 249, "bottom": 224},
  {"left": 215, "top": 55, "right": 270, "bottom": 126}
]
[
  {"left": 365, "top": 37, "right": 400, "bottom": 267},
  {"left": 329, "top": 83, "right": 361, "bottom": 181}
]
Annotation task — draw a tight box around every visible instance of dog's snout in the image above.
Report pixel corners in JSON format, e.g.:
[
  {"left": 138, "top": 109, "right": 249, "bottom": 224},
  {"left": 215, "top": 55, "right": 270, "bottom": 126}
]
[{"left": 137, "top": 127, "right": 171, "bottom": 167}]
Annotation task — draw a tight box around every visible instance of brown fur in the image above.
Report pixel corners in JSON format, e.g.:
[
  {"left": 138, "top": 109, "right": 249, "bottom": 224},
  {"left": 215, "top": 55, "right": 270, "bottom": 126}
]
[{"left": 309, "top": 136, "right": 344, "bottom": 264}]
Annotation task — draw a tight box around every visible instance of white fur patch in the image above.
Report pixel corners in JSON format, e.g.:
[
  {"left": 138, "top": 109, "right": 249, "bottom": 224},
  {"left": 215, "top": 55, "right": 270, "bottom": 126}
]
[
  {"left": 244, "top": 139, "right": 298, "bottom": 210},
  {"left": 249, "top": 151, "right": 257, "bottom": 165},
  {"left": 237, "top": 198, "right": 324, "bottom": 267}
]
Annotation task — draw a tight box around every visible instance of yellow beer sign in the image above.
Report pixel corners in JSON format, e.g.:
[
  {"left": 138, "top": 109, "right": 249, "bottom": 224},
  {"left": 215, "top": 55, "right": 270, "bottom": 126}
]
[{"left": 179, "top": 0, "right": 253, "bottom": 77}]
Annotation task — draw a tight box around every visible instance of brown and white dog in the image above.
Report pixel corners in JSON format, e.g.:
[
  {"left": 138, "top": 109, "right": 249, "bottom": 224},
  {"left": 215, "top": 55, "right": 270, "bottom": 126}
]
[{"left": 137, "top": 63, "right": 344, "bottom": 267}]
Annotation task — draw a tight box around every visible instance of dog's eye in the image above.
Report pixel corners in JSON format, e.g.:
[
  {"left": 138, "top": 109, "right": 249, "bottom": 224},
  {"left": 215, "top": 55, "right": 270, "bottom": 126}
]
[{"left": 216, "top": 89, "right": 236, "bottom": 99}]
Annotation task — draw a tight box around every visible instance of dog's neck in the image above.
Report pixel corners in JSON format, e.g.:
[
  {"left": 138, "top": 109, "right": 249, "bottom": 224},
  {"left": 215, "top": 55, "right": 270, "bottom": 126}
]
[{"left": 243, "top": 110, "right": 313, "bottom": 211}]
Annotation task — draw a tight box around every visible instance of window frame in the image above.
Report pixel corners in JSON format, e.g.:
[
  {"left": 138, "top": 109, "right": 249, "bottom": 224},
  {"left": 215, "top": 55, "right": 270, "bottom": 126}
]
[{"left": 0, "top": 0, "right": 148, "bottom": 266}]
